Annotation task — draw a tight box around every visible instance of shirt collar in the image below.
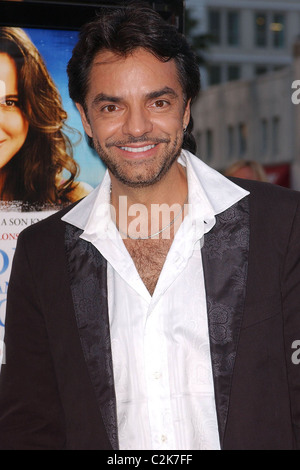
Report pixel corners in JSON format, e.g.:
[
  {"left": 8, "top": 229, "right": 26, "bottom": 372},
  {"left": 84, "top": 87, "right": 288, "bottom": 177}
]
[
  {"left": 179, "top": 150, "right": 249, "bottom": 216},
  {"left": 61, "top": 170, "right": 111, "bottom": 234},
  {"left": 62, "top": 150, "right": 249, "bottom": 238}
]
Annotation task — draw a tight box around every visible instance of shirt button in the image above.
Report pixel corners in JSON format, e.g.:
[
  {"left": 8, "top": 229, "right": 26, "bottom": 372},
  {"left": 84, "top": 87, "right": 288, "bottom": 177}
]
[
  {"left": 153, "top": 371, "right": 162, "bottom": 379},
  {"left": 161, "top": 435, "right": 168, "bottom": 443}
]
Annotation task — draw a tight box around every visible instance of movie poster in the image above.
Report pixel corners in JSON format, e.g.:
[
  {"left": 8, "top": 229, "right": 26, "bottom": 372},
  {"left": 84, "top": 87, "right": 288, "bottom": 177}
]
[{"left": 0, "top": 26, "right": 106, "bottom": 365}]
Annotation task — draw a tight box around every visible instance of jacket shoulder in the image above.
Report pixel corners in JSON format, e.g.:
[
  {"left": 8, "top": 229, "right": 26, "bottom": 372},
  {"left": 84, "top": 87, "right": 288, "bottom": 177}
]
[
  {"left": 17, "top": 200, "right": 81, "bottom": 246},
  {"left": 228, "top": 177, "right": 300, "bottom": 210},
  {"left": 228, "top": 177, "right": 300, "bottom": 234},
  {"left": 228, "top": 177, "right": 300, "bottom": 202}
]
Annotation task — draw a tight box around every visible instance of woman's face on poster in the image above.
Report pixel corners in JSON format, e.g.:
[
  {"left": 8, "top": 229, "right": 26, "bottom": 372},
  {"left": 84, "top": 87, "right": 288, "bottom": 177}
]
[{"left": 0, "top": 53, "right": 29, "bottom": 169}]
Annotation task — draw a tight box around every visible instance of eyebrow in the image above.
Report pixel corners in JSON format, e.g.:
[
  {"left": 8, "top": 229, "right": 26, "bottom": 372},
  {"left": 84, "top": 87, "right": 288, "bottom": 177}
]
[
  {"left": 146, "top": 86, "right": 179, "bottom": 100},
  {"left": 0, "top": 94, "right": 19, "bottom": 101},
  {"left": 92, "top": 93, "right": 121, "bottom": 108},
  {"left": 91, "top": 86, "right": 179, "bottom": 108}
]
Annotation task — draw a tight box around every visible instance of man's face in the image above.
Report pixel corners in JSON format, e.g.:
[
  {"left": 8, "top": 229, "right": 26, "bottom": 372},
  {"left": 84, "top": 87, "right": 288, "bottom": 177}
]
[{"left": 77, "top": 48, "right": 190, "bottom": 188}]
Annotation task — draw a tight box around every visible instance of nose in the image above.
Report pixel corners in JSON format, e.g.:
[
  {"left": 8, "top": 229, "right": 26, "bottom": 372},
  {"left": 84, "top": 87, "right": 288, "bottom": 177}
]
[
  {"left": 122, "top": 105, "right": 153, "bottom": 137},
  {"left": 0, "top": 106, "right": 9, "bottom": 129}
]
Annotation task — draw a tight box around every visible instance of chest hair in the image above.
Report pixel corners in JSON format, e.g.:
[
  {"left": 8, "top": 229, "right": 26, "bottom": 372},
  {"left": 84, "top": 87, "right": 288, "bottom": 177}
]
[{"left": 123, "top": 238, "right": 173, "bottom": 295}]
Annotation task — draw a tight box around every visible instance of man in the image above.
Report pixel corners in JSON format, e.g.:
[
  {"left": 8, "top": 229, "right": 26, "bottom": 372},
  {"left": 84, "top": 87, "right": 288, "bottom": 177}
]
[{"left": 0, "top": 4, "right": 300, "bottom": 450}]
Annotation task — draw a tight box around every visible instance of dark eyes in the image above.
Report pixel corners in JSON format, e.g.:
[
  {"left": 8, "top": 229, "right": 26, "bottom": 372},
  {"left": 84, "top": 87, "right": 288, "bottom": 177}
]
[
  {"left": 104, "top": 104, "right": 118, "bottom": 113},
  {"left": 154, "top": 100, "right": 168, "bottom": 108},
  {"left": 0, "top": 98, "right": 19, "bottom": 108},
  {"left": 102, "top": 99, "right": 170, "bottom": 112},
  {"left": 6, "top": 99, "right": 18, "bottom": 107}
]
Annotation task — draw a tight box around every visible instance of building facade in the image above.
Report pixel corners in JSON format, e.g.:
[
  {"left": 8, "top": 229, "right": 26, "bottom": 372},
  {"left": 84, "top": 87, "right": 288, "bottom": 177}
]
[
  {"left": 186, "top": 0, "right": 300, "bottom": 189},
  {"left": 192, "top": 43, "right": 300, "bottom": 189},
  {"left": 191, "top": 0, "right": 300, "bottom": 88}
]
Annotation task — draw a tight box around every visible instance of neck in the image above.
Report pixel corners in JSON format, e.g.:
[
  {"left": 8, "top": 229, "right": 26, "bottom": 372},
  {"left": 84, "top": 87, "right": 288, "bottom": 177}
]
[
  {"left": 111, "top": 161, "right": 187, "bottom": 206},
  {"left": 110, "top": 161, "right": 188, "bottom": 240}
]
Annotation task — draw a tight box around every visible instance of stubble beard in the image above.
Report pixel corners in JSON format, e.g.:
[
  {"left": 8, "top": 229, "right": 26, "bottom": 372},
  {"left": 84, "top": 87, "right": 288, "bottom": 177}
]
[{"left": 93, "top": 134, "right": 183, "bottom": 188}]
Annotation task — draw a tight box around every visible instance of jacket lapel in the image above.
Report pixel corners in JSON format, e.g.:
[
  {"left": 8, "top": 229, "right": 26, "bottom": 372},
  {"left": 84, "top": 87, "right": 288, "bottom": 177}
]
[
  {"left": 64, "top": 223, "right": 119, "bottom": 450},
  {"left": 63, "top": 195, "right": 249, "bottom": 450},
  {"left": 201, "top": 196, "right": 250, "bottom": 448}
]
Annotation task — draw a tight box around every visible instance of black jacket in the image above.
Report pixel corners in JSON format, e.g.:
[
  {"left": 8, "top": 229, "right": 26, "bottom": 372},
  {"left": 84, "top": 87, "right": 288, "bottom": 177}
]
[{"left": 0, "top": 178, "right": 300, "bottom": 449}]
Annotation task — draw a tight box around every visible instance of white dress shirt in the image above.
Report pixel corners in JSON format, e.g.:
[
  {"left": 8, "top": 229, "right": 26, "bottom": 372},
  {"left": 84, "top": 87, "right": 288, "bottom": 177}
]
[{"left": 62, "top": 150, "right": 249, "bottom": 450}]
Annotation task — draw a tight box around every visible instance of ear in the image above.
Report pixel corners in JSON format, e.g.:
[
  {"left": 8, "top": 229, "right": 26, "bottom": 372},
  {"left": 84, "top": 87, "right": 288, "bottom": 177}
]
[
  {"left": 75, "top": 103, "right": 93, "bottom": 137},
  {"left": 183, "top": 99, "right": 191, "bottom": 130}
]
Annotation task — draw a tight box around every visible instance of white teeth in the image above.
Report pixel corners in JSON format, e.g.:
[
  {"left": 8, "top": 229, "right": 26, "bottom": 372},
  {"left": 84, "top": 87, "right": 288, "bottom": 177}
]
[{"left": 120, "top": 144, "right": 156, "bottom": 153}]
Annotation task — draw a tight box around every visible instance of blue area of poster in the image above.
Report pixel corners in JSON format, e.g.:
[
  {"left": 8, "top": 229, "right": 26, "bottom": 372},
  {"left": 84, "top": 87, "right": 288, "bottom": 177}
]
[{"left": 24, "top": 27, "right": 106, "bottom": 189}]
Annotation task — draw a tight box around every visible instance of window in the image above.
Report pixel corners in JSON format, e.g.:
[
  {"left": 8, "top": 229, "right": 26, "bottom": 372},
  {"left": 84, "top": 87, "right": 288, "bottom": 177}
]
[
  {"left": 255, "top": 12, "right": 286, "bottom": 49},
  {"left": 238, "top": 123, "right": 247, "bottom": 157},
  {"left": 255, "top": 13, "right": 267, "bottom": 47},
  {"left": 256, "top": 66, "right": 268, "bottom": 76},
  {"left": 272, "top": 13, "right": 285, "bottom": 48},
  {"left": 272, "top": 117, "right": 280, "bottom": 155},
  {"left": 228, "top": 65, "right": 240, "bottom": 82},
  {"left": 209, "top": 10, "right": 221, "bottom": 45},
  {"left": 227, "top": 11, "right": 239, "bottom": 46},
  {"left": 208, "top": 65, "right": 222, "bottom": 85}
]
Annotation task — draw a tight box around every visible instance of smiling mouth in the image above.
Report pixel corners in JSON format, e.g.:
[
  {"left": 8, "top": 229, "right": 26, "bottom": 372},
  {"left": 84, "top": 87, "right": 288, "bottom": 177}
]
[{"left": 120, "top": 144, "right": 157, "bottom": 153}]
